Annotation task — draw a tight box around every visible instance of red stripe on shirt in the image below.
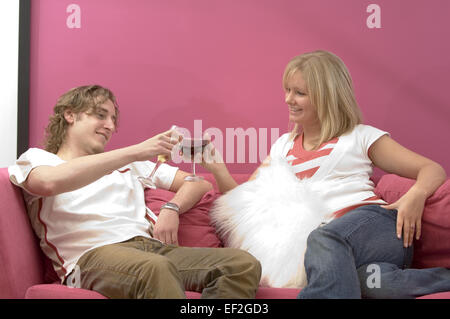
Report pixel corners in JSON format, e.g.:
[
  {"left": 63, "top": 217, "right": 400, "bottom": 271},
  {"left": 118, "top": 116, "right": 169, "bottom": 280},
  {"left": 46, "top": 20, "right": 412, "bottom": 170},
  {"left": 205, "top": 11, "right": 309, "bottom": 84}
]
[
  {"left": 288, "top": 147, "right": 334, "bottom": 166},
  {"left": 145, "top": 212, "right": 156, "bottom": 225},
  {"left": 333, "top": 196, "right": 383, "bottom": 218},
  {"left": 295, "top": 167, "right": 320, "bottom": 179},
  {"left": 286, "top": 134, "right": 381, "bottom": 218},
  {"left": 36, "top": 198, "right": 67, "bottom": 276},
  {"left": 287, "top": 135, "right": 338, "bottom": 179}
]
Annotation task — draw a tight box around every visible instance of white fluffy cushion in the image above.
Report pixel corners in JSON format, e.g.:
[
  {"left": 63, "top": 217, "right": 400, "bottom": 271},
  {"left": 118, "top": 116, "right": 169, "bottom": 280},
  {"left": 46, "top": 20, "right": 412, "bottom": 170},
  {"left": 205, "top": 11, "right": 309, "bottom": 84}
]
[{"left": 209, "top": 158, "right": 332, "bottom": 288}]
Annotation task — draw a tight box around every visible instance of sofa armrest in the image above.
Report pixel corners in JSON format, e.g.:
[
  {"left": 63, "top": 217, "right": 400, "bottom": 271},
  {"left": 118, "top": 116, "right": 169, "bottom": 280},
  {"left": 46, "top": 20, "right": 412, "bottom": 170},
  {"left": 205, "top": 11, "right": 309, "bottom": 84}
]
[{"left": 0, "top": 167, "right": 46, "bottom": 298}]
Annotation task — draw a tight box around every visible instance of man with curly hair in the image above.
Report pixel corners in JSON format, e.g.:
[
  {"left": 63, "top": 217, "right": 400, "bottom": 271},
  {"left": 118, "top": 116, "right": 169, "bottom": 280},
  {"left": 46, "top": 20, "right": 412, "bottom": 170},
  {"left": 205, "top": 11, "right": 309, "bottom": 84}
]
[{"left": 8, "top": 85, "right": 261, "bottom": 299}]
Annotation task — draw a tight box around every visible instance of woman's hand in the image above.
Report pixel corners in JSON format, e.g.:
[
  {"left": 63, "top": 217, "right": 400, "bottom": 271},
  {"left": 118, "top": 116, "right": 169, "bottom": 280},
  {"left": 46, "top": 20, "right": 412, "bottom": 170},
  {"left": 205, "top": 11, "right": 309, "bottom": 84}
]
[
  {"left": 381, "top": 188, "right": 427, "bottom": 247},
  {"left": 196, "top": 139, "right": 238, "bottom": 193},
  {"left": 199, "top": 138, "right": 225, "bottom": 173},
  {"left": 369, "top": 135, "right": 446, "bottom": 248}
]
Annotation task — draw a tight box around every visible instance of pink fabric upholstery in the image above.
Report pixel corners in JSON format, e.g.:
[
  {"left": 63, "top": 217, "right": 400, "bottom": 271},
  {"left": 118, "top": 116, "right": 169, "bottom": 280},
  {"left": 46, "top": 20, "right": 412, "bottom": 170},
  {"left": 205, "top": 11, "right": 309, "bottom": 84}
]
[
  {"left": 375, "top": 174, "right": 450, "bottom": 269},
  {"left": 25, "top": 284, "right": 299, "bottom": 299},
  {"left": 145, "top": 188, "right": 223, "bottom": 248},
  {"left": 25, "top": 283, "right": 107, "bottom": 299},
  {"left": 417, "top": 292, "right": 450, "bottom": 299},
  {"left": 185, "top": 287, "right": 301, "bottom": 299},
  {"left": 0, "top": 168, "right": 45, "bottom": 298}
]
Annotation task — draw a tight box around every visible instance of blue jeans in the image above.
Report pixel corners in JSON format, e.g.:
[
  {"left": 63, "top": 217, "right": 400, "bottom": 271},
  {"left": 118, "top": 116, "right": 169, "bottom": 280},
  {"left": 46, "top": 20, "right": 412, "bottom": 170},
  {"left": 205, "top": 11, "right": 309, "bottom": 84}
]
[{"left": 297, "top": 205, "right": 450, "bottom": 299}]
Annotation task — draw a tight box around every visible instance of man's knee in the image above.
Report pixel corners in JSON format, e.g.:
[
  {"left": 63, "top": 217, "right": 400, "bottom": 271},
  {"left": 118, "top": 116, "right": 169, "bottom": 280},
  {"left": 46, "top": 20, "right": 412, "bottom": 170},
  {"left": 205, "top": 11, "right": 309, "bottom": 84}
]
[
  {"left": 221, "top": 248, "right": 262, "bottom": 281},
  {"left": 237, "top": 249, "right": 261, "bottom": 270},
  {"left": 137, "top": 255, "right": 185, "bottom": 298},
  {"left": 139, "top": 255, "right": 179, "bottom": 279}
]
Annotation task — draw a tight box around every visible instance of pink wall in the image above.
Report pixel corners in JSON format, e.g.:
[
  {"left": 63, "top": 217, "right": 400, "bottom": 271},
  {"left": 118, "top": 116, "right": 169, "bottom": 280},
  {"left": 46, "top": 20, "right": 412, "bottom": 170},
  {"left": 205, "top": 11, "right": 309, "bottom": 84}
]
[{"left": 29, "top": 0, "right": 450, "bottom": 174}]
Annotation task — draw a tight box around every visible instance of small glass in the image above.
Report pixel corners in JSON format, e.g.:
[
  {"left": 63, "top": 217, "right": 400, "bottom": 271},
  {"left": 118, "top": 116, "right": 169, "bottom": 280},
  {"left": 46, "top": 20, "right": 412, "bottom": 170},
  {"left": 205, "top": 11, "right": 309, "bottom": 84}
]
[
  {"left": 138, "top": 125, "right": 180, "bottom": 189},
  {"left": 180, "top": 137, "right": 209, "bottom": 182}
]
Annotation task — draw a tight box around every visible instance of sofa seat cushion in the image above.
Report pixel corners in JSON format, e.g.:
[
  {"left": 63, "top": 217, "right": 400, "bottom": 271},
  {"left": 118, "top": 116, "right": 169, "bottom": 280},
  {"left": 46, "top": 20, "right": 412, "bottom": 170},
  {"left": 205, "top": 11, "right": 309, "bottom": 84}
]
[
  {"left": 417, "top": 291, "right": 450, "bottom": 299},
  {"left": 185, "top": 287, "right": 301, "bottom": 299},
  {"left": 375, "top": 174, "right": 450, "bottom": 268},
  {"left": 25, "top": 283, "right": 107, "bottom": 299},
  {"left": 26, "top": 284, "right": 301, "bottom": 299}
]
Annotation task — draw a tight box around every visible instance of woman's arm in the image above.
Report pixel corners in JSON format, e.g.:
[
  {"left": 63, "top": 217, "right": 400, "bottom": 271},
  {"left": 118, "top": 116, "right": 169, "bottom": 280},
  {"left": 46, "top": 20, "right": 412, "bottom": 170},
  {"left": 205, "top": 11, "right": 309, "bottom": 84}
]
[
  {"left": 369, "top": 135, "right": 447, "bottom": 247},
  {"left": 248, "top": 156, "right": 271, "bottom": 181},
  {"left": 202, "top": 161, "right": 239, "bottom": 194},
  {"left": 199, "top": 143, "right": 238, "bottom": 193},
  {"left": 200, "top": 143, "right": 271, "bottom": 193}
]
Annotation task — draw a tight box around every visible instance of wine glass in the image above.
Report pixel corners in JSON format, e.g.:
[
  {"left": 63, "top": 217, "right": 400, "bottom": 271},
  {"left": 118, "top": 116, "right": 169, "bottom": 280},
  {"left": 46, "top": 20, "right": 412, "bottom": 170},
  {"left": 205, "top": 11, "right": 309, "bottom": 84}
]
[
  {"left": 138, "top": 125, "right": 180, "bottom": 189},
  {"left": 180, "top": 136, "right": 209, "bottom": 182}
]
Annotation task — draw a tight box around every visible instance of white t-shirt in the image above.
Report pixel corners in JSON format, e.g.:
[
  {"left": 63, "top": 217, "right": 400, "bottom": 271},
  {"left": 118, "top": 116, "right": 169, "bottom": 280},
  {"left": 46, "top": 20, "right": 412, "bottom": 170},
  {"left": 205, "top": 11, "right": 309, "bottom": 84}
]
[
  {"left": 8, "top": 148, "right": 178, "bottom": 282},
  {"left": 269, "top": 124, "right": 388, "bottom": 217}
]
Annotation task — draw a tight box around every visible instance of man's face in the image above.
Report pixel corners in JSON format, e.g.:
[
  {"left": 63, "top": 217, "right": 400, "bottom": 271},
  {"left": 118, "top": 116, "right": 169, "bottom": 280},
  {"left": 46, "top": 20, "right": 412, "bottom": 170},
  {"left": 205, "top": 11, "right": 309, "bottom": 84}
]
[{"left": 68, "top": 99, "right": 117, "bottom": 155}]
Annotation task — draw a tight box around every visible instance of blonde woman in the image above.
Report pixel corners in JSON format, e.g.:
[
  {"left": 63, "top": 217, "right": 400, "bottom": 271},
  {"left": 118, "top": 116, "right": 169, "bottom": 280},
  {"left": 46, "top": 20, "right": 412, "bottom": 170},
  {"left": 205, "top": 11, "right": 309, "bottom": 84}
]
[{"left": 203, "top": 50, "right": 450, "bottom": 298}]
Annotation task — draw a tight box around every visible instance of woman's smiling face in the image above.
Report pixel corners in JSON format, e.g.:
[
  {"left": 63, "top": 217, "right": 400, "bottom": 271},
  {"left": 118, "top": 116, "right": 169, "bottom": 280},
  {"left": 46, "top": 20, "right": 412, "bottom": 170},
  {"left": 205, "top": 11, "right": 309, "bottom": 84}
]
[{"left": 284, "top": 71, "right": 319, "bottom": 127}]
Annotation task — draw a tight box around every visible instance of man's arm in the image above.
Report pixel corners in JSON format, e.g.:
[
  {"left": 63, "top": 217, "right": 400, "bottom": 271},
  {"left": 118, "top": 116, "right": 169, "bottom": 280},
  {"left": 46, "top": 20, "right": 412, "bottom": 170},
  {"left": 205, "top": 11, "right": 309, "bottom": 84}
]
[
  {"left": 23, "top": 130, "right": 176, "bottom": 196},
  {"left": 153, "top": 170, "right": 213, "bottom": 245}
]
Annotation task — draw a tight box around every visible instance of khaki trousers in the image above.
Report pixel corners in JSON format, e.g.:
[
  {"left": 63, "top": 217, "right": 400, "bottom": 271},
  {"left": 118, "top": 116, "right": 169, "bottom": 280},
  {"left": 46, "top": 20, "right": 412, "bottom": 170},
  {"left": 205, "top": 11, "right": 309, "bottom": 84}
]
[{"left": 74, "top": 236, "right": 261, "bottom": 299}]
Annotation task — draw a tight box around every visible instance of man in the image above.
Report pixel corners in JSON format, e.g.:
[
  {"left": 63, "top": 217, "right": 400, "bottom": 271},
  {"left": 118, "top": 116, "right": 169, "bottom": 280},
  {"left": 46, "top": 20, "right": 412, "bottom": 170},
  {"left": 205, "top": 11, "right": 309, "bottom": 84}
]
[{"left": 8, "top": 85, "right": 261, "bottom": 298}]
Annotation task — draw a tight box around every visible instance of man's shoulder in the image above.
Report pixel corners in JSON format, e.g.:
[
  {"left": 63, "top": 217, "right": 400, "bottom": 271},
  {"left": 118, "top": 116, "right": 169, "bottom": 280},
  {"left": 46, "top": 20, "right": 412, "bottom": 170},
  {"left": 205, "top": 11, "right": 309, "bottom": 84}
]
[
  {"left": 19, "top": 147, "right": 55, "bottom": 159},
  {"left": 8, "top": 148, "right": 64, "bottom": 180}
]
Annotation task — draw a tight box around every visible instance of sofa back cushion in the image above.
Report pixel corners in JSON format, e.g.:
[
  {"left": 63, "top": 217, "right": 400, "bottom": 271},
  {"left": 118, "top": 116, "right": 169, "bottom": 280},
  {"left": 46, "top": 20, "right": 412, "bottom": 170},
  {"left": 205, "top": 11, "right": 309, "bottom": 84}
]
[
  {"left": 375, "top": 174, "right": 450, "bottom": 269},
  {"left": 202, "top": 173, "right": 251, "bottom": 192},
  {"left": 0, "top": 168, "right": 45, "bottom": 298},
  {"left": 143, "top": 173, "right": 251, "bottom": 248},
  {"left": 145, "top": 188, "right": 223, "bottom": 247}
]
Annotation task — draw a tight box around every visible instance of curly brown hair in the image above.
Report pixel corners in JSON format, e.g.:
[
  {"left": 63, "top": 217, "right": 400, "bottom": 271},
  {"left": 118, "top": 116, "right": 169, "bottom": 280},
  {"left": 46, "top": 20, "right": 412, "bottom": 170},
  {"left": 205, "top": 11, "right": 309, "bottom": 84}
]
[{"left": 44, "top": 85, "right": 119, "bottom": 154}]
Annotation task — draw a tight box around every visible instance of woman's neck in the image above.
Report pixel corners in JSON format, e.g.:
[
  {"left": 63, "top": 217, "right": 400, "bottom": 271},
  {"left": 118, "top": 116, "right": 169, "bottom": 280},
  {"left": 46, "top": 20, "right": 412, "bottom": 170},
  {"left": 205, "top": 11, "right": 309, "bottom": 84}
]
[{"left": 302, "top": 125, "right": 322, "bottom": 151}]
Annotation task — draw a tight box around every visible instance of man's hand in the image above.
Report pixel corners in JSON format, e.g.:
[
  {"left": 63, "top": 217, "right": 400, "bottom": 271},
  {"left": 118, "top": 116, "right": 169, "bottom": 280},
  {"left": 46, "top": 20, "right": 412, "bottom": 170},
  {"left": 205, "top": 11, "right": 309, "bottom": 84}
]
[
  {"left": 153, "top": 209, "right": 180, "bottom": 245},
  {"left": 135, "top": 129, "right": 179, "bottom": 162}
]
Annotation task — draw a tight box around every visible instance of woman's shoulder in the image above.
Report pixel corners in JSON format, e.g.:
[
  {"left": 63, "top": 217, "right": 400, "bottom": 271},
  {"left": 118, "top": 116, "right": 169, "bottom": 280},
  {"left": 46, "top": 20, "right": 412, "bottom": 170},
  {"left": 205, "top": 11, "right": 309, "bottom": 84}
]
[
  {"left": 343, "top": 124, "right": 390, "bottom": 152},
  {"left": 345, "top": 124, "right": 389, "bottom": 138}
]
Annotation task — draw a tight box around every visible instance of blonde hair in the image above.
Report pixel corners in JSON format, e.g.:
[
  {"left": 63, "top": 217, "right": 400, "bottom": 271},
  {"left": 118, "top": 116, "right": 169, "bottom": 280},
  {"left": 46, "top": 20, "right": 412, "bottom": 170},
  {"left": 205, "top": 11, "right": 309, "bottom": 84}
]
[
  {"left": 283, "top": 50, "right": 362, "bottom": 148},
  {"left": 44, "top": 85, "right": 119, "bottom": 154}
]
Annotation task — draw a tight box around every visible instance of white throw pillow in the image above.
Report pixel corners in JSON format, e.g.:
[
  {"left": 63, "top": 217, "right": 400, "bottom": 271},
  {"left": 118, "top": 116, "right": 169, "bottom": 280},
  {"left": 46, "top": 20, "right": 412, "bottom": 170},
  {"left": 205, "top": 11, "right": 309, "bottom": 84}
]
[{"left": 209, "top": 158, "right": 332, "bottom": 288}]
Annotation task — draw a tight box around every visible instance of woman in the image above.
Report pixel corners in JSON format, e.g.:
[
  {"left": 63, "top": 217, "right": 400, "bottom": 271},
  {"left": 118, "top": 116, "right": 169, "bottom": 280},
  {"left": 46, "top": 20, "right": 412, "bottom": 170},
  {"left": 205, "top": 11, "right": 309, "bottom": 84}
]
[{"left": 202, "top": 50, "right": 450, "bottom": 298}]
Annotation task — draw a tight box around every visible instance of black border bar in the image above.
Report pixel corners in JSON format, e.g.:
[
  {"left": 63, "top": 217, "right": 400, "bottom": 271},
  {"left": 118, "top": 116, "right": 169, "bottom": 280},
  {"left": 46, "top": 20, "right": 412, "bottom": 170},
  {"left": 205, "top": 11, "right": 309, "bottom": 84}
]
[{"left": 17, "top": 0, "right": 30, "bottom": 157}]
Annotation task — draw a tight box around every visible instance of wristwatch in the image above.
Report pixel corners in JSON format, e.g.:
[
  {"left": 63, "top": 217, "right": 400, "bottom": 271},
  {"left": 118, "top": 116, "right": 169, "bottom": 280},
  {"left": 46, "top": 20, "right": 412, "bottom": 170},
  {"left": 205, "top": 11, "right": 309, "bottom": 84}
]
[{"left": 160, "top": 202, "right": 180, "bottom": 214}]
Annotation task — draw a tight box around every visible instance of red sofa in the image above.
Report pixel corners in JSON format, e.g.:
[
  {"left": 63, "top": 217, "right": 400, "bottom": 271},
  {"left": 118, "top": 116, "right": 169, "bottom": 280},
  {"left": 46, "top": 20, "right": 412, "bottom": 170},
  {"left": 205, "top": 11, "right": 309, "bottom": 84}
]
[{"left": 1, "top": 167, "right": 449, "bottom": 299}]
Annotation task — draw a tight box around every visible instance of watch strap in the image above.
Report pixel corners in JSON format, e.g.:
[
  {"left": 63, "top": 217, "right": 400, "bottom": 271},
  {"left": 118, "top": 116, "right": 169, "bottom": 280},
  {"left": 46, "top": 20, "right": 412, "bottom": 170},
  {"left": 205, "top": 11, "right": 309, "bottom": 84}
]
[{"left": 160, "top": 202, "right": 180, "bottom": 214}]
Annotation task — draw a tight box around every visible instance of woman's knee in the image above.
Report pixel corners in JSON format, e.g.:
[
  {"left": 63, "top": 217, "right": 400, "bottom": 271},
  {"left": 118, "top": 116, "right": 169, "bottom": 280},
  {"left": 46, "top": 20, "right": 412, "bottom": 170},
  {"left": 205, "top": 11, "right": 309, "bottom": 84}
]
[{"left": 306, "top": 227, "right": 342, "bottom": 251}]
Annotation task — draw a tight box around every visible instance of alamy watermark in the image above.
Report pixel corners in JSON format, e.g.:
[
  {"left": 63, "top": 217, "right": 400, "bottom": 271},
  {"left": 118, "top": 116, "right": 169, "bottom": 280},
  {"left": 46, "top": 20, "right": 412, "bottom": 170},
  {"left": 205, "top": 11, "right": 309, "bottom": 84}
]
[
  {"left": 67, "top": 4, "right": 381, "bottom": 30},
  {"left": 66, "top": 265, "right": 81, "bottom": 288},
  {"left": 366, "top": 264, "right": 381, "bottom": 289},
  {"left": 169, "top": 120, "right": 281, "bottom": 165}
]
